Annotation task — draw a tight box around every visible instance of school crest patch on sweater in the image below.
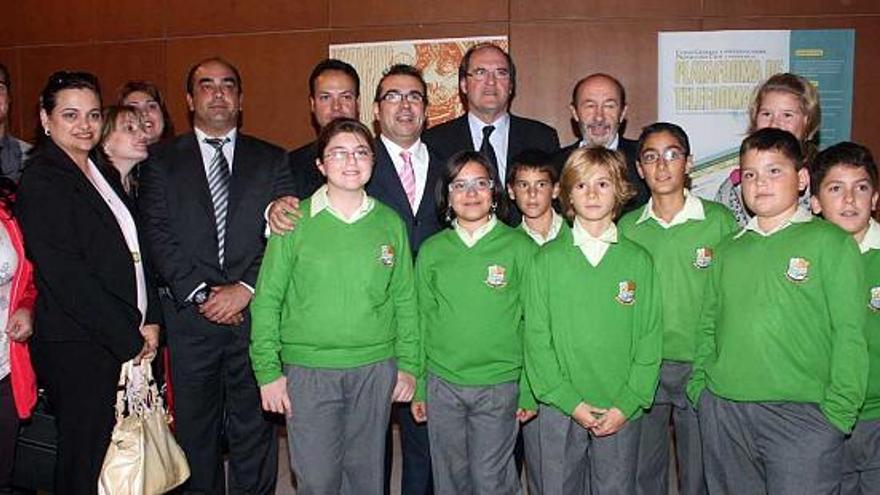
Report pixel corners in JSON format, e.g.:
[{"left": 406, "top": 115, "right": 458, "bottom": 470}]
[
  {"left": 693, "top": 247, "right": 713, "bottom": 269},
  {"left": 785, "top": 257, "right": 810, "bottom": 283},
  {"left": 485, "top": 265, "right": 507, "bottom": 288},
  {"left": 615, "top": 280, "right": 636, "bottom": 305},
  {"left": 379, "top": 244, "right": 395, "bottom": 267},
  {"left": 870, "top": 287, "right": 880, "bottom": 312}
]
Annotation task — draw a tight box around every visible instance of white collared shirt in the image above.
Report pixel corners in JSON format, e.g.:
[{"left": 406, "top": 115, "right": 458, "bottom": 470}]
[
  {"left": 572, "top": 220, "right": 618, "bottom": 267},
  {"left": 454, "top": 215, "right": 498, "bottom": 248},
  {"left": 468, "top": 112, "right": 510, "bottom": 183},
  {"left": 380, "top": 135, "right": 429, "bottom": 210},
  {"left": 859, "top": 218, "right": 880, "bottom": 254},
  {"left": 580, "top": 133, "right": 620, "bottom": 151},
  {"left": 310, "top": 185, "right": 375, "bottom": 224},
  {"left": 194, "top": 127, "right": 237, "bottom": 176},
  {"left": 735, "top": 207, "right": 813, "bottom": 239},
  {"left": 636, "top": 190, "right": 705, "bottom": 229},
  {"left": 521, "top": 210, "right": 563, "bottom": 246}
]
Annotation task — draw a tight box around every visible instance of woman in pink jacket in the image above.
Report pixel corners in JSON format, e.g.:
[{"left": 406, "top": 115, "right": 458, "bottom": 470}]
[{"left": 0, "top": 175, "right": 37, "bottom": 492}]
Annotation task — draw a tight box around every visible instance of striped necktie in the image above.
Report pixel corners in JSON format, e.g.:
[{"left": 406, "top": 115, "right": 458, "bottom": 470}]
[
  {"left": 205, "top": 137, "right": 231, "bottom": 266},
  {"left": 399, "top": 150, "right": 417, "bottom": 211}
]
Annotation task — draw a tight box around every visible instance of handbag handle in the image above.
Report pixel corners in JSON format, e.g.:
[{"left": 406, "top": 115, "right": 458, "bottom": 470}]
[{"left": 113, "top": 360, "right": 163, "bottom": 420}]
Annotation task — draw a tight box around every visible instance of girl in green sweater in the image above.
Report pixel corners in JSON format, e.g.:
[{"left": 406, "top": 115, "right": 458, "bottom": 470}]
[
  {"left": 250, "top": 118, "right": 419, "bottom": 494},
  {"left": 524, "top": 147, "right": 661, "bottom": 494},
  {"left": 410, "top": 151, "right": 536, "bottom": 494}
]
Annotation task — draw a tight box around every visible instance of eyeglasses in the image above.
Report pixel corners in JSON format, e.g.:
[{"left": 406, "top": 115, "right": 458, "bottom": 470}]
[
  {"left": 380, "top": 91, "right": 425, "bottom": 104},
  {"left": 449, "top": 178, "right": 494, "bottom": 193},
  {"left": 323, "top": 148, "right": 373, "bottom": 164},
  {"left": 465, "top": 68, "right": 511, "bottom": 81},
  {"left": 640, "top": 148, "right": 686, "bottom": 165}
]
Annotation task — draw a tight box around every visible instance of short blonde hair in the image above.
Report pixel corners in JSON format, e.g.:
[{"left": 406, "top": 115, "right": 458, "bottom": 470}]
[{"left": 559, "top": 147, "right": 635, "bottom": 220}]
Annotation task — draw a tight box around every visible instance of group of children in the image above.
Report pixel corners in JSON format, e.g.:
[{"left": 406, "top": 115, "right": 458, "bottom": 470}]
[{"left": 247, "top": 113, "right": 877, "bottom": 494}]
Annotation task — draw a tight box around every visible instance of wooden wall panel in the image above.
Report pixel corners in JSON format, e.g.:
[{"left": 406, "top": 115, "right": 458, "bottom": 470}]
[
  {"left": 165, "top": 32, "right": 329, "bottom": 149},
  {"left": 704, "top": 0, "right": 880, "bottom": 17},
  {"left": 166, "top": 0, "right": 329, "bottom": 36},
  {"left": 11, "top": 0, "right": 99, "bottom": 46},
  {"left": 330, "top": 0, "right": 508, "bottom": 27},
  {"left": 97, "top": 0, "right": 167, "bottom": 41},
  {"left": 511, "top": 19, "right": 701, "bottom": 144},
  {"left": 512, "top": 0, "right": 701, "bottom": 21},
  {"left": 0, "top": 48, "right": 24, "bottom": 138}
]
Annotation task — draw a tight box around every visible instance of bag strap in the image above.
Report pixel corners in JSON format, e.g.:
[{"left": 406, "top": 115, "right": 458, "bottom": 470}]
[{"left": 113, "top": 360, "right": 132, "bottom": 420}]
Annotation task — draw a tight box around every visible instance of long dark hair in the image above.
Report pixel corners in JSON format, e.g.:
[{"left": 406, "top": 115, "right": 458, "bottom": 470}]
[{"left": 0, "top": 177, "right": 17, "bottom": 216}]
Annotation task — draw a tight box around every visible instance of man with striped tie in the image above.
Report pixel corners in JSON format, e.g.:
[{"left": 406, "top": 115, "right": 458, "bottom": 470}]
[{"left": 139, "top": 57, "right": 295, "bottom": 495}]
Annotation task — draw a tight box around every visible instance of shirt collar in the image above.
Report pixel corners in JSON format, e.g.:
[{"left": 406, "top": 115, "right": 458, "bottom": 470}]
[
  {"left": 310, "top": 184, "right": 375, "bottom": 224},
  {"left": 454, "top": 215, "right": 498, "bottom": 248},
  {"left": 572, "top": 219, "right": 618, "bottom": 246},
  {"left": 735, "top": 207, "right": 813, "bottom": 239},
  {"left": 636, "top": 189, "right": 705, "bottom": 228},
  {"left": 194, "top": 126, "right": 237, "bottom": 145},
  {"left": 379, "top": 135, "right": 427, "bottom": 169},
  {"left": 521, "top": 210, "right": 563, "bottom": 246},
  {"left": 859, "top": 218, "right": 880, "bottom": 254},
  {"left": 468, "top": 112, "right": 510, "bottom": 137}
]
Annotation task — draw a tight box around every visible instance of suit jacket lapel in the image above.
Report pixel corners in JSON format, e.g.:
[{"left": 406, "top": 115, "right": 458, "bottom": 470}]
[
  {"left": 372, "top": 142, "right": 414, "bottom": 220},
  {"left": 507, "top": 115, "right": 523, "bottom": 164},
  {"left": 181, "top": 134, "right": 215, "bottom": 219},
  {"left": 416, "top": 150, "right": 442, "bottom": 219},
  {"left": 455, "top": 115, "right": 475, "bottom": 152},
  {"left": 227, "top": 134, "right": 256, "bottom": 225}
]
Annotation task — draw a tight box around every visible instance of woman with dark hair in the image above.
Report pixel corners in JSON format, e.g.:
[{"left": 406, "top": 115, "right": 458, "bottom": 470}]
[
  {"left": 118, "top": 80, "right": 174, "bottom": 144},
  {"left": 15, "top": 71, "right": 161, "bottom": 494},
  {"left": 0, "top": 176, "right": 37, "bottom": 494}
]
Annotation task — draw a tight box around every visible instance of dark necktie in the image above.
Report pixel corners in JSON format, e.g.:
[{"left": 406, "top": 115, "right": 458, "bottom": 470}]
[
  {"left": 479, "top": 125, "right": 500, "bottom": 180},
  {"left": 205, "top": 138, "right": 231, "bottom": 266}
]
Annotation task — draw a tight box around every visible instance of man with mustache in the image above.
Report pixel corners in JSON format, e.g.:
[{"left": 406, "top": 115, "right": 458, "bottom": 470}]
[
  {"left": 558, "top": 73, "right": 649, "bottom": 213},
  {"left": 139, "top": 57, "right": 294, "bottom": 494},
  {"left": 422, "top": 43, "right": 559, "bottom": 224}
]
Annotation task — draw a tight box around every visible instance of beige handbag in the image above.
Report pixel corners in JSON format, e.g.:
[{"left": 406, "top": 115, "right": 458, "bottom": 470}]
[{"left": 98, "top": 360, "right": 190, "bottom": 494}]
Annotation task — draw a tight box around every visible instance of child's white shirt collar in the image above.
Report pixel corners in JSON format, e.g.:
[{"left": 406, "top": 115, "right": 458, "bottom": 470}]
[
  {"left": 454, "top": 215, "right": 498, "bottom": 248},
  {"left": 636, "top": 189, "right": 705, "bottom": 229},
  {"left": 521, "top": 210, "right": 563, "bottom": 246},
  {"left": 572, "top": 220, "right": 617, "bottom": 267},
  {"left": 860, "top": 218, "right": 880, "bottom": 254},
  {"left": 735, "top": 207, "right": 813, "bottom": 239},
  {"left": 310, "top": 185, "right": 375, "bottom": 224}
]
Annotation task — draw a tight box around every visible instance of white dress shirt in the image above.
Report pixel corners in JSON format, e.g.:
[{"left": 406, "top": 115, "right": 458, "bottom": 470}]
[
  {"left": 468, "top": 113, "right": 510, "bottom": 183},
  {"left": 380, "top": 135, "right": 429, "bottom": 211}
]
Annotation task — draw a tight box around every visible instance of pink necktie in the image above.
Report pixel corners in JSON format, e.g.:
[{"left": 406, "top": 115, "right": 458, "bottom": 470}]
[{"left": 399, "top": 150, "right": 417, "bottom": 211}]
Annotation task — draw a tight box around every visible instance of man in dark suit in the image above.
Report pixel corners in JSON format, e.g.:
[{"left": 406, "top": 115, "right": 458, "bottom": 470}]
[
  {"left": 556, "top": 73, "right": 649, "bottom": 212},
  {"left": 139, "top": 57, "right": 294, "bottom": 495},
  {"left": 289, "top": 59, "right": 360, "bottom": 199},
  {"left": 369, "top": 64, "right": 443, "bottom": 495},
  {"left": 422, "top": 43, "right": 559, "bottom": 224}
]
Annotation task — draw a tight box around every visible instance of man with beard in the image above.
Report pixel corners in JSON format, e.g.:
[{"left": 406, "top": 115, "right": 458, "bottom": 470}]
[{"left": 558, "top": 73, "right": 649, "bottom": 212}]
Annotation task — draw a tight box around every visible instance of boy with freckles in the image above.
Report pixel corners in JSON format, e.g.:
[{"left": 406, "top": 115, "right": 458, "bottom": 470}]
[
  {"left": 810, "top": 142, "right": 880, "bottom": 495},
  {"left": 688, "top": 128, "right": 868, "bottom": 495}
]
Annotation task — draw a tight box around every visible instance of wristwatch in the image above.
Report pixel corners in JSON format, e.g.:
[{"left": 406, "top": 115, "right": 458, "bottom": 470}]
[{"left": 192, "top": 285, "right": 211, "bottom": 305}]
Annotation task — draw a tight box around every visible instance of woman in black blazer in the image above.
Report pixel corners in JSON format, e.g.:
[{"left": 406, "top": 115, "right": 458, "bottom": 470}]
[{"left": 15, "top": 71, "right": 161, "bottom": 495}]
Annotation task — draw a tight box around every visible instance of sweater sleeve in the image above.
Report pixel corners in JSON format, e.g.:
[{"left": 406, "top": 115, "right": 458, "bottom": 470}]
[
  {"left": 413, "top": 250, "right": 433, "bottom": 402},
  {"left": 390, "top": 220, "right": 420, "bottom": 376},
  {"left": 523, "top": 251, "right": 583, "bottom": 416},
  {"left": 820, "top": 233, "right": 868, "bottom": 433},
  {"left": 250, "top": 229, "right": 297, "bottom": 386},
  {"left": 612, "top": 253, "right": 662, "bottom": 419}
]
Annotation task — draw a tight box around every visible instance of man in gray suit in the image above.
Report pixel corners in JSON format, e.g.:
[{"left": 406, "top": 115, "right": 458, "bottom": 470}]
[{"left": 0, "top": 62, "right": 31, "bottom": 182}]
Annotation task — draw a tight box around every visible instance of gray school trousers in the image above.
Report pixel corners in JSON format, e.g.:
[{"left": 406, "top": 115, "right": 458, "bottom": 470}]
[
  {"left": 284, "top": 359, "right": 396, "bottom": 495},
  {"left": 522, "top": 412, "right": 542, "bottom": 494},
  {"left": 698, "top": 390, "right": 845, "bottom": 495},
  {"left": 636, "top": 360, "right": 706, "bottom": 495},
  {"left": 842, "top": 418, "right": 880, "bottom": 495},
  {"left": 536, "top": 404, "right": 641, "bottom": 495},
  {"left": 426, "top": 374, "right": 522, "bottom": 495}
]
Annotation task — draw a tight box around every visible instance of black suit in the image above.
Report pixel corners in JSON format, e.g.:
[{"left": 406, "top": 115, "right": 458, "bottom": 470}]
[
  {"left": 16, "top": 141, "right": 161, "bottom": 494},
  {"left": 288, "top": 140, "right": 324, "bottom": 200},
  {"left": 368, "top": 140, "right": 443, "bottom": 494},
  {"left": 139, "top": 131, "right": 294, "bottom": 494},
  {"left": 555, "top": 136, "right": 650, "bottom": 214},
  {"left": 423, "top": 113, "right": 560, "bottom": 224}
]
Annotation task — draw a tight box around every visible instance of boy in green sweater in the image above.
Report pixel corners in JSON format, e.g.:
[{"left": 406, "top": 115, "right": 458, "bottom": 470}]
[
  {"left": 505, "top": 149, "right": 569, "bottom": 493},
  {"left": 810, "top": 141, "right": 880, "bottom": 495},
  {"left": 410, "top": 151, "right": 536, "bottom": 495},
  {"left": 525, "top": 147, "right": 662, "bottom": 494},
  {"left": 618, "top": 122, "right": 736, "bottom": 495},
  {"left": 250, "top": 119, "right": 419, "bottom": 494},
  {"left": 687, "top": 128, "right": 868, "bottom": 495}
]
